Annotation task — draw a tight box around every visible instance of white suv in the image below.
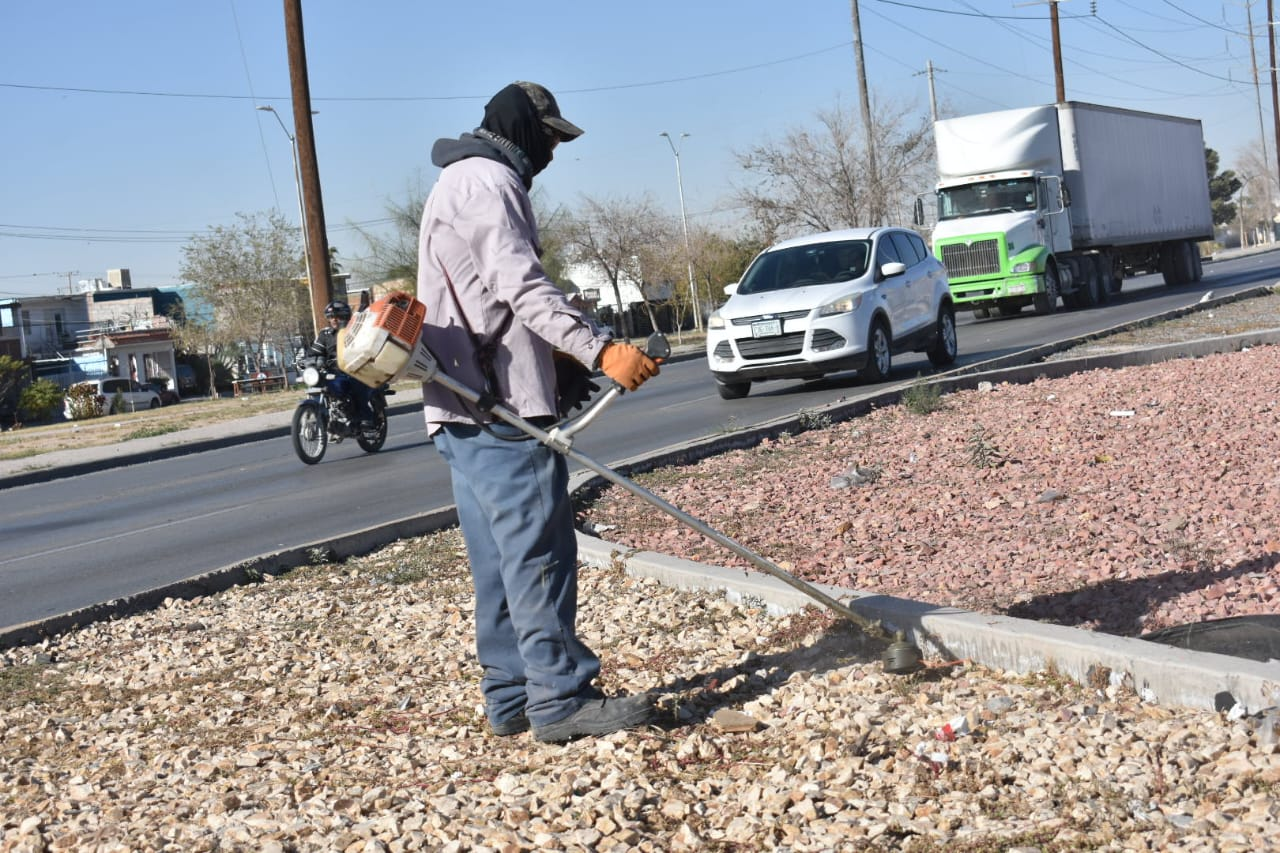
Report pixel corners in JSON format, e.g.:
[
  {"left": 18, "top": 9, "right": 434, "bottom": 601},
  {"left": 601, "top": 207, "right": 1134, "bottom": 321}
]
[
  {"left": 706, "top": 227, "right": 957, "bottom": 399},
  {"left": 63, "top": 378, "right": 162, "bottom": 418}
]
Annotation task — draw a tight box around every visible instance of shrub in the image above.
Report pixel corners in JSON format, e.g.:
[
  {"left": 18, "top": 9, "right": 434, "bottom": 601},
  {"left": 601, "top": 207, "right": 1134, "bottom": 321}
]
[
  {"left": 65, "top": 384, "right": 104, "bottom": 420},
  {"left": 109, "top": 389, "right": 126, "bottom": 414},
  {"left": 17, "top": 379, "right": 64, "bottom": 423},
  {"left": 901, "top": 378, "right": 945, "bottom": 416}
]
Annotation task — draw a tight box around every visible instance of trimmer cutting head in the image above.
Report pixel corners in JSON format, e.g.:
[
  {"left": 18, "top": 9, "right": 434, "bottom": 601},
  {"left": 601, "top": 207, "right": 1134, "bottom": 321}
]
[{"left": 881, "top": 631, "right": 924, "bottom": 674}]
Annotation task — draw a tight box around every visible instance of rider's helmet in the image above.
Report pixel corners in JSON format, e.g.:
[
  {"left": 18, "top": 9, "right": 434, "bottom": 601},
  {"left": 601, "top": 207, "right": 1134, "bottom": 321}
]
[{"left": 324, "top": 300, "right": 352, "bottom": 323}]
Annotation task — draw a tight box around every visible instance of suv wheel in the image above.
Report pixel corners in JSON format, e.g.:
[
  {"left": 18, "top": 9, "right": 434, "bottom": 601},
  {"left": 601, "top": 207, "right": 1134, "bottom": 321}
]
[
  {"left": 927, "top": 305, "right": 957, "bottom": 367},
  {"left": 860, "top": 318, "right": 892, "bottom": 384},
  {"left": 716, "top": 379, "right": 751, "bottom": 400}
]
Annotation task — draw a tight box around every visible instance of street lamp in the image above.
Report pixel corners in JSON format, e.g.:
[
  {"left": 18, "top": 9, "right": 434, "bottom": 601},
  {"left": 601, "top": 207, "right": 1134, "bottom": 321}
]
[
  {"left": 659, "top": 131, "right": 701, "bottom": 331},
  {"left": 256, "top": 105, "right": 312, "bottom": 291}
]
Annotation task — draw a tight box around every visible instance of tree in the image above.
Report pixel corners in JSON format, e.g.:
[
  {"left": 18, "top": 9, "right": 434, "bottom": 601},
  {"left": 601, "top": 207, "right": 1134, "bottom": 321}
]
[
  {"left": 692, "top": 229, "right": 769, "bottom": 313},
  {"left": 352, "top": 174, "right": 428, "bottom": 287},
  {"left": 179, "top": 211, "right": 309, "bottom": 378},
  {"left": 733, "top": 98, "right": 933, "bottom": 241},
  {"left": 563, "top": 195, "right": 669, "bottom": 340},
  {"left": 1206, "top": 146, "right": 1242, "bottom": 228},
  {"left": 18, "top": 379, "right": 62, "bottom": 422},
  {"left": 166, "top": 305, "right": 230, "bottom": 397}
]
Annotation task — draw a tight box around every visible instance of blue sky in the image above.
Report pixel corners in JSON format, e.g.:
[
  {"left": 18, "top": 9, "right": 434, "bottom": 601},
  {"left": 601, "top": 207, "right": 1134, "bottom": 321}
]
[{"left": 1, "top": 1, "right": 1269, "bottom": 297}]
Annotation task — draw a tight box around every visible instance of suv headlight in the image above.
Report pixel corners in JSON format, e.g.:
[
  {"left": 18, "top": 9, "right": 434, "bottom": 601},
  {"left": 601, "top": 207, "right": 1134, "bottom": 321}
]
[
  {"left": 1012, "top": 261, "right": 1032, "bottom": 274},
  {"left": 816, "top": 294, "right": 861, "bottom": 317},
  {"left": 707, "top": 311, "right": 725, "bottom": 330}
]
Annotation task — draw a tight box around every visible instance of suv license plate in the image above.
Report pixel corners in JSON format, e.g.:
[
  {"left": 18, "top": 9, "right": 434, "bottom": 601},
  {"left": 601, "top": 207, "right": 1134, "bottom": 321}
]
[{"left": 751, "top": 318, "right": 782, "bottom": 338}]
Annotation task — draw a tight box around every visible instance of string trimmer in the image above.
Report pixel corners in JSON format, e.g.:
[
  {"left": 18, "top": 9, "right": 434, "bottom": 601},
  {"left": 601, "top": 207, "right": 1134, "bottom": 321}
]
[{"left": 338, "top": 292, "right": 924, "bottom": 674}]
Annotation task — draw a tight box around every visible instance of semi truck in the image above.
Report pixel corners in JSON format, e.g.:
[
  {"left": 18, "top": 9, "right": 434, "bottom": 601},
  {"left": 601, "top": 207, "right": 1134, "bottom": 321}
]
[{"left": 920, "top": 101, "right": 1213, "bottom": 317}]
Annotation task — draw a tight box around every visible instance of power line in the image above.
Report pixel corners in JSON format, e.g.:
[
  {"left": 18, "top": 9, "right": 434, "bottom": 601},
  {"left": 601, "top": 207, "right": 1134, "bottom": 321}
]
[
  {"left": 1090, "top": 14, "right": 1240, "bottom": 83},
  {"left": 0, "top": 40, "right": 857, "bottom": 104},
  {"left": 868, "top": 0, "right": 1088, "bottom": 19},
  {"left": 1157, "top": 0, "right": 1246, "bottom": 35}
]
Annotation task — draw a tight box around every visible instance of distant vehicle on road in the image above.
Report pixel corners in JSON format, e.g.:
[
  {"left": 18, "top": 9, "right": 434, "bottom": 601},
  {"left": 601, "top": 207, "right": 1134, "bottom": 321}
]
[
  {"left": 923, "top": 101, "right": 1213, "bottom": 318},
  {"left": 63, "top": 378, "right": 161, "bottom": 419},
  {"left": 706, "top": 226, "right": 957, "bottom": 399}
]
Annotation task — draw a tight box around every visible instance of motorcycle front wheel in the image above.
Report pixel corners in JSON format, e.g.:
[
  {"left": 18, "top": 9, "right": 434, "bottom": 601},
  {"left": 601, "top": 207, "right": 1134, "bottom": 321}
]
[
  {"left": 356, "top": 411, "right": 388, "bottom": 453},
  {"left": 291, "top": 403, "right": 328, "bottom": 464}
]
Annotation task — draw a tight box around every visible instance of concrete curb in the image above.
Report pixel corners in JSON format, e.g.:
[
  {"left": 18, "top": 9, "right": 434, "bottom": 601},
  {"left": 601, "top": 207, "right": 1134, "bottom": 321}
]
[{"left": 574, "top": 538, "right": 1280, "bottom": 715}]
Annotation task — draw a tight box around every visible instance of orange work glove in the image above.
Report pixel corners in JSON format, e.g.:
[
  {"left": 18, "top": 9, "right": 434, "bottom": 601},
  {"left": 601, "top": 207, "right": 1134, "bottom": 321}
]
[{"left": 598, "top": 341, "right": 660, "bottom": 391}]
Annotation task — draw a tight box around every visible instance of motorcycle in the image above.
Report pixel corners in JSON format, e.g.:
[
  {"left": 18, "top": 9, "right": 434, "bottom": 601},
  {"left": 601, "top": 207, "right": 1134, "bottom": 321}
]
[{"left": 290, "top": 361, "right": 393, "bottom": 465}]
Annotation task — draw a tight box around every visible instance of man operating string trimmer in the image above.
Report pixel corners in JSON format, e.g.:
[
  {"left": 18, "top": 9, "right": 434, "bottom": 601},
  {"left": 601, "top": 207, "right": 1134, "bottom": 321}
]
[{"left": 414, "top": 81, "right": 662, "bottom": 743}]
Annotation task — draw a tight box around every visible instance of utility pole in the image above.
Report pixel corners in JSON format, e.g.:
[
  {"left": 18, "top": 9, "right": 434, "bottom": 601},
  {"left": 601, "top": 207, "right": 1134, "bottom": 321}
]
[
  {"left": 1049, "top": 0, "right": 1065, "bottom": 102},
  {"left": 1016, "top": 1, "right": 1066, "bottom": 101},
  {"left": 282, "top": 0, "right": 332, "bottom": 335},
  {"left": 1246, "top": 0, "right": 1276, "bottom": 242},
  {"left": 1271, "top": 0, "right": 1280, "bottom": 211},
  {"left": 849, "top": 0, "right": 881, "bottom": 226},
  {"left": 915, "top": 60, "right": 943, "bottom": 122}
]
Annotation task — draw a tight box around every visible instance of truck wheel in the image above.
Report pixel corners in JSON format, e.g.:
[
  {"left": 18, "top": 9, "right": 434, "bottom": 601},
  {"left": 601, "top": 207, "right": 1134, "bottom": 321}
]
[
  {"left": 1161, "top": 241, "right": 1193, "bottom": 286},
  {"left": 1092, "top": 254, "right": 1112, "bottom": 305},
  {"left": 997, "top": 304, "right": 1023, "bottom": 317},
  {"left": 1071, "top": 259, "right": 1100, "bottom": 309},
  {"left": 1107, "top": 255, "right": 1124, "bottom": 295},
  {"left": 973, "top": 307, "right": 991, "bottom": 319},
  {"left": 1176, "top": 241, "right": 1196, "bottom": 283},
  {"left": 1191, "top": 245, "right": 1204, "bottom": 282},
  {"left": 1033, "top": 265, "right": 1060, "bottom": 315}
]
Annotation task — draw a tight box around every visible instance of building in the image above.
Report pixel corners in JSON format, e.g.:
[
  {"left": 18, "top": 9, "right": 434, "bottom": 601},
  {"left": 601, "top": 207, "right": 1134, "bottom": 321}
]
[{"left": 5, "top": 269, "right": 183, "bottom": 395}]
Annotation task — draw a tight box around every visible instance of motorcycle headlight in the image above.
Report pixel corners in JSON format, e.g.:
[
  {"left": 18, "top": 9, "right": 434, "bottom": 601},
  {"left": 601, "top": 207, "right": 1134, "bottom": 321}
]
[
  {"left": 707, "top": 311, "right": 725, "bottom": 330},
  {"left": 817, "top": 294, "right": 861, "bottom": 317},
  {"left": 302, "top": 366, "right": 321, "bottom": 387}
]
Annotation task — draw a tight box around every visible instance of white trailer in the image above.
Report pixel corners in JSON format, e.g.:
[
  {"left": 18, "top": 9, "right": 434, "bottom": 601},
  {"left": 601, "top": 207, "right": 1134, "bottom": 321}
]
[{"left": 923, "top": 101, "right": 1213, "bottom": 317}]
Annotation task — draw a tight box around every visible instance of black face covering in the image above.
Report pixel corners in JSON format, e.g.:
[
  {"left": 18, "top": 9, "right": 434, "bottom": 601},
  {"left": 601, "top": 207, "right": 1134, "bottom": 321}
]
[{"left": 481, "top": 84, "right": 556, "bottom": 180}]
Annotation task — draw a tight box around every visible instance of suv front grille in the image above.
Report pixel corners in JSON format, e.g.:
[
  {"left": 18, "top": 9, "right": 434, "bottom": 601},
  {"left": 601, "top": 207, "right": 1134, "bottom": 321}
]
[
  {"left": 940, "top": 239, "right": 1001, "bottom": 278},
  {"left": 736, "top": 332, "right": 805, "bottom": 359}
]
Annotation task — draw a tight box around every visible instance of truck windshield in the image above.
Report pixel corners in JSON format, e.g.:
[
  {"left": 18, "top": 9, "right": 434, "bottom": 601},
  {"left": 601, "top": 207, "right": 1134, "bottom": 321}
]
[
  {"left": 737, "top": 240, "right": 871, "bottom": 295},
  {"left": 937, "top": 178, "right": 1037, "bottom": 221}
]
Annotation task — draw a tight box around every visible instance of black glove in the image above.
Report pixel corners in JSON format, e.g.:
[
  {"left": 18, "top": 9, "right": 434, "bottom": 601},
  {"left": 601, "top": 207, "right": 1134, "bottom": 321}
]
[{"left": 553, "top": 352, "right": 600, "bottom": 418}]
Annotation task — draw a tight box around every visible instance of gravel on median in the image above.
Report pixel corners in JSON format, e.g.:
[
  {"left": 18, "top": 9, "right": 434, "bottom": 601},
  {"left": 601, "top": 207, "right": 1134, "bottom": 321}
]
[{"left": 3, "top": 528, "right": 1279, "bottom": 851}]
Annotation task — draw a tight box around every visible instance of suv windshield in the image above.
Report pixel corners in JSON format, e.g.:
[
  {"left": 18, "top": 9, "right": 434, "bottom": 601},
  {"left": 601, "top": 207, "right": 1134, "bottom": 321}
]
[
  {"left": 738, "top": 240, "right": 871, "bottom": 295},
  {"left": 937, "top": 177, "right": 1037, "bottom": 220}
]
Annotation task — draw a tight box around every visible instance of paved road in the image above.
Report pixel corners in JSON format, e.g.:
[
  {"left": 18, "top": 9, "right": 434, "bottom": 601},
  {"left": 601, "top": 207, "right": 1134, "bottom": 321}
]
[{"left": 3, "top": 251, "right": 1279, "bottom": 636}]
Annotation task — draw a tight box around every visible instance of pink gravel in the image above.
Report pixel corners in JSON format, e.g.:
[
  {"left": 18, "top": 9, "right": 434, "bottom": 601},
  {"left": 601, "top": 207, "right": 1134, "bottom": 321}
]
[{"left": 578, "top": 345, "right": 1280, "bottom": 637}]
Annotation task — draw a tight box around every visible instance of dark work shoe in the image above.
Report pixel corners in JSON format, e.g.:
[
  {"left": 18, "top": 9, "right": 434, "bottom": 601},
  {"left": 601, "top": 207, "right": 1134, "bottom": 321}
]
[
  {"left": 489, "top": 713, "right": 530, "bottom": 737},
  {"left": 533, "top": 694, "right": 656, "bottom": 743}
]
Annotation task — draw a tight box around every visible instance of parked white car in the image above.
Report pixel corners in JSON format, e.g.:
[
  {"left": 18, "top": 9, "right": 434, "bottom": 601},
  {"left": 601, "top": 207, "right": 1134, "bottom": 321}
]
[
  {"left": 63, "top": 378, "right": 162, "bottom": 418},
  {"left": 705, "top": 227, "right": 957, "bottom": 399}
]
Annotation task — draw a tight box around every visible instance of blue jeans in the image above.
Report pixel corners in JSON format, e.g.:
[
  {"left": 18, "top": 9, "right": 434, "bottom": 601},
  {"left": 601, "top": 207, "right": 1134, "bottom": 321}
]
[
  {"left": 434, "top": 421, "right": 600, "bottom": 727},
  {"left": 328, "top": 374, "right": 374, "bottom": 423}
]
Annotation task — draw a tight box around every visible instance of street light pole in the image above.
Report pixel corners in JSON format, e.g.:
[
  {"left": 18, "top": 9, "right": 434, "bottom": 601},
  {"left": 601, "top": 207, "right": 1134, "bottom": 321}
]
[
  {"left": 257, "top": 105, "right": 312, "bottom": 293},
  {"left": 659, "top": 131, "right": 701, "bottom": 331}
]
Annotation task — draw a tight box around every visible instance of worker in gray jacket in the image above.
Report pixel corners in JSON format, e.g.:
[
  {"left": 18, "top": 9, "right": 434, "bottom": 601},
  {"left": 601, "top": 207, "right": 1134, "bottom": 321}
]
[{"left": 416, "top": 81, "right": 660, "bottom": 743}]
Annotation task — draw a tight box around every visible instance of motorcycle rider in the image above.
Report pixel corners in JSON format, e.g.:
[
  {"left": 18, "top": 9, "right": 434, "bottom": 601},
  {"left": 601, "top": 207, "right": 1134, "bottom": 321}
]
[{"left": 307, "top": 300, "right": 375, "bottom": 431}]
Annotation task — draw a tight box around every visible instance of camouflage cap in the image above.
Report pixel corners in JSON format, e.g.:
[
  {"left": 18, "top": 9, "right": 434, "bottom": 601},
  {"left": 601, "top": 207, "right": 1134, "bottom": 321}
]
[{"left": 515, "top": 81, "right": 584, "bottom": 141}]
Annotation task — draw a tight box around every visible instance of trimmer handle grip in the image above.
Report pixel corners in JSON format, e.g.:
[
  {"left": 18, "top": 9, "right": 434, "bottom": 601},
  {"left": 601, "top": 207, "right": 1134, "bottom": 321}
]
[{"left": 547, "top": 332, "right": 671, "bottom": 449}]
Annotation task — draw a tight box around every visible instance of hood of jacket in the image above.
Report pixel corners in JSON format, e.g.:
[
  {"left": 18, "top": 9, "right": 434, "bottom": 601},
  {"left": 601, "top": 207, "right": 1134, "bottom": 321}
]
[{"left": 429, "top": 83, "right": 555, "bottom": 190}]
